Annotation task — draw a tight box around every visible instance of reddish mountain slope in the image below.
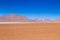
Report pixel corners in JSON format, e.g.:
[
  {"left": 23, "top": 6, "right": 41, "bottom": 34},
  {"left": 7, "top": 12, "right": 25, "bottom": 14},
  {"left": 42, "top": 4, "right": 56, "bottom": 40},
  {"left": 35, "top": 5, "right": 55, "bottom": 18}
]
[
  {"left": 0, "top": 14, "right": 60, "bottom": 23},
  {"left": 0, "top": 14, "right": 29, "bottom": 22}
]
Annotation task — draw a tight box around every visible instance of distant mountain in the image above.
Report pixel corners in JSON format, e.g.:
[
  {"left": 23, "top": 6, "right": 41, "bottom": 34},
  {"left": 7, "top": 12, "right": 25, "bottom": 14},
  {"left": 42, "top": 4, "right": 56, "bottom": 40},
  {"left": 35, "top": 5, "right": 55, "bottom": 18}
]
[
  {"left": 0, "top": 14, "right": 29, "bottom": 22},
  {"left": 0, "top": 14, "right": 60, "bottom": 23},
  {"left": 53, "top": 18, "right": 60, "bottom": 23},
  {"left": 43, "top": 18, "right": 52, "bottom": 23}
]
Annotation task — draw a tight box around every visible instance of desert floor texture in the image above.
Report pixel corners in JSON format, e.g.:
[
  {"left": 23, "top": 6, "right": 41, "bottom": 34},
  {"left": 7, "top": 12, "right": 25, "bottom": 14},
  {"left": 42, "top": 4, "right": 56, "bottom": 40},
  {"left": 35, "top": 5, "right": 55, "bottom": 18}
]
[{"left": 0, "top": 23, "right": 60, "bottom": 40}]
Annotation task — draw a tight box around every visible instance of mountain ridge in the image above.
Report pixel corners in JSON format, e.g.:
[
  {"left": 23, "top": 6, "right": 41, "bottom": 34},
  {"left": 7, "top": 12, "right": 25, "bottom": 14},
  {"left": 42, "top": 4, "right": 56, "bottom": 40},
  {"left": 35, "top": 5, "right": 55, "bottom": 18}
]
[{"left": 0, "top": 14, "right": 60, "bottom": 23}]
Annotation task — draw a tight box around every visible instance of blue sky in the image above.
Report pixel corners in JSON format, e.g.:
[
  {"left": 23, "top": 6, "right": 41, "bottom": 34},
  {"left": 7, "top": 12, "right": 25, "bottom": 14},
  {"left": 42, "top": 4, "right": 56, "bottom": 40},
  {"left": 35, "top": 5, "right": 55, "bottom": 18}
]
[{"left": 0, "top": 0, "right": 60, "bottom": 20}]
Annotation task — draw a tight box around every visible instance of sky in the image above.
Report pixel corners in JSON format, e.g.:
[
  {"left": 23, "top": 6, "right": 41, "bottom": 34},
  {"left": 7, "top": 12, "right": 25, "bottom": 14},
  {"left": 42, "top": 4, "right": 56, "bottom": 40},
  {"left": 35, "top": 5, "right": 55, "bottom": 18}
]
[{"left": 0, "top": 0, "right": 60, "bottom": 20}]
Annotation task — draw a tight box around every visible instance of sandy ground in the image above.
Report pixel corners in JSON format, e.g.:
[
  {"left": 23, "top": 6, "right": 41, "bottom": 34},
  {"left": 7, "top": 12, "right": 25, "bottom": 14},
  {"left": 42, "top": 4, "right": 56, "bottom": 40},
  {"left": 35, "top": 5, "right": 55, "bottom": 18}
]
[{"left": 0, "top": 23, "right": 60, "bottom": 40}]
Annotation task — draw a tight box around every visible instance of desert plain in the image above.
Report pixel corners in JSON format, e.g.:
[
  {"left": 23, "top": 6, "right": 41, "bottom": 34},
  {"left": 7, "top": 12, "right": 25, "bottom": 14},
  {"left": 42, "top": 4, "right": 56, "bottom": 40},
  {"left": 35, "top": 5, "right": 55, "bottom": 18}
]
[{"left": 0, "top": 23, "right": 60, "bottom": 40}]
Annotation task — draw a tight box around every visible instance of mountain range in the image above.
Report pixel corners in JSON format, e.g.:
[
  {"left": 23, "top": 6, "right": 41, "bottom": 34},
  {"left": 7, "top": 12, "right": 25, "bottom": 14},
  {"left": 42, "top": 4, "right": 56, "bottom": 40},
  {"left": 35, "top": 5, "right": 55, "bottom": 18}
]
[{"left": 0, "top": 14, "right": 60, "bottom": 23}]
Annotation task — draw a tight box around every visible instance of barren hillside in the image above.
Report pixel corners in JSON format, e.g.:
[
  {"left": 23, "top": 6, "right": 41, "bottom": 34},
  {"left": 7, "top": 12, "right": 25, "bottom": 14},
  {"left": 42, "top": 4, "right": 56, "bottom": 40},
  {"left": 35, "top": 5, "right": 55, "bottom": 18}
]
[{"left": 0, "top": 14, "right": 60, "bottom": 22}]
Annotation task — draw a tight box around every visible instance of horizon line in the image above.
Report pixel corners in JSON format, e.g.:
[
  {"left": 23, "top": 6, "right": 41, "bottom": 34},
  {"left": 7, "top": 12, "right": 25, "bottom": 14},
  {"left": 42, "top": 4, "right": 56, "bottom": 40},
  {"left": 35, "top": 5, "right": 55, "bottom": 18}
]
[{"left": 0, "top": 22, "right": 60, "bottom": 24}]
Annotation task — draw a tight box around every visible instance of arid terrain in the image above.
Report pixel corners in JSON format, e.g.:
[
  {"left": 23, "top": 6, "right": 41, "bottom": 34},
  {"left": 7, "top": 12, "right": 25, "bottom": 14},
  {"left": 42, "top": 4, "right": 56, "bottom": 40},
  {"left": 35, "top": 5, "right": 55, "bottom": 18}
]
[{"left": 0, "top": 23, "right": 60, "bottom": 40}]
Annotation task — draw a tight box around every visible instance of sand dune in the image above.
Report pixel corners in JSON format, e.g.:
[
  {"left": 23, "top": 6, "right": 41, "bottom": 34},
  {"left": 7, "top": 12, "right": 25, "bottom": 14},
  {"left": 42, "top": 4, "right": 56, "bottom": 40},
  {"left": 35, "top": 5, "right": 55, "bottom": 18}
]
[{"left": 0, "top": 23, "right": 60, "bottom": 40}]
